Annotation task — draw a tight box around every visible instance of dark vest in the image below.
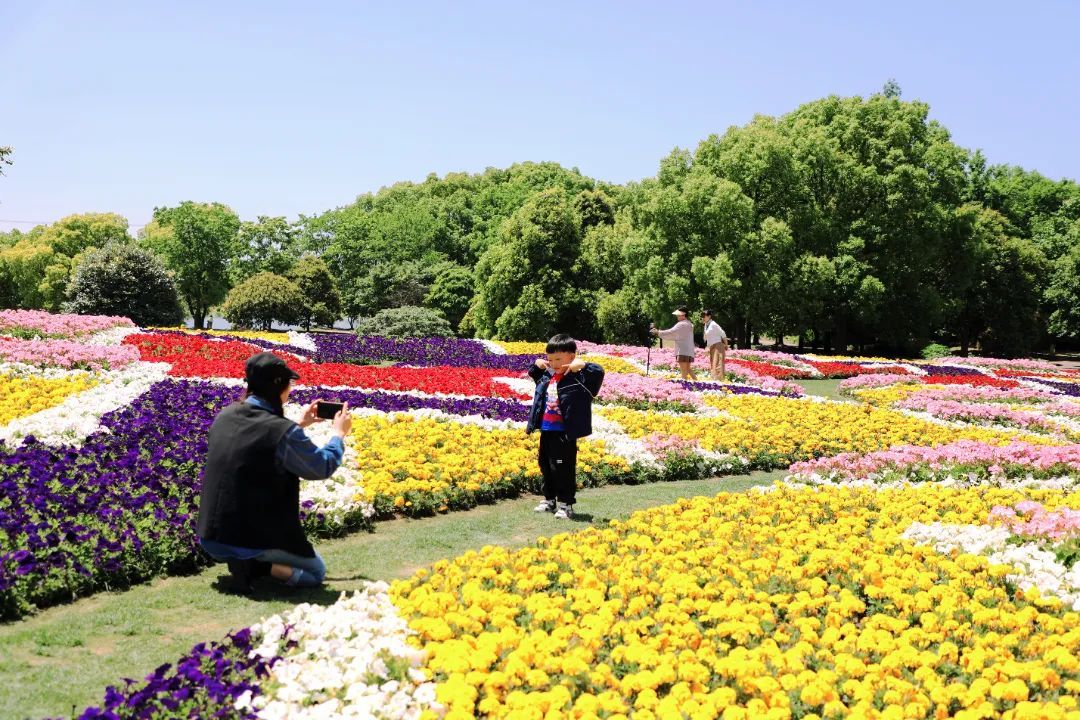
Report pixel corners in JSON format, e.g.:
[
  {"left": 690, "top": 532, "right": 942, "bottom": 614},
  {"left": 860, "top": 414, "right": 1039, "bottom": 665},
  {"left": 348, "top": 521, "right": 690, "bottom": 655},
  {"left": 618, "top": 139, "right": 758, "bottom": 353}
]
[{"left": 197, "top": 402, "right": 314, "bottom": 558}]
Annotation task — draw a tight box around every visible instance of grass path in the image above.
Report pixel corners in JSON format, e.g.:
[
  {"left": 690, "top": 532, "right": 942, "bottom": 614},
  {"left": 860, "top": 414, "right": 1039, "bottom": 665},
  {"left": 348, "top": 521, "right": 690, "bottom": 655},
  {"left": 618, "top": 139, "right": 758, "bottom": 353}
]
[
  {"left": 793, "top": 377, "right": 850, "bottom": 402},
  {"left": 1, "top": 470, "right": 785, "bottom": 720}
]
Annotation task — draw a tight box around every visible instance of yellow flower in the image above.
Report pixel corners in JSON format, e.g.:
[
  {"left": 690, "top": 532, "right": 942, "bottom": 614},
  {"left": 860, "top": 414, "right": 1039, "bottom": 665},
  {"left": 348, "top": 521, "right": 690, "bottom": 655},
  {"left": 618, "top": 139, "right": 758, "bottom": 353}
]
[
  {"left": 0, "top": 372, "right": 97, "bottom": 424},
  {"left": 391, "top": 486, "right": 1080, "bottom": 718},
  {"left": 347, "top": 414, "right": 628, "bottom": 515}
]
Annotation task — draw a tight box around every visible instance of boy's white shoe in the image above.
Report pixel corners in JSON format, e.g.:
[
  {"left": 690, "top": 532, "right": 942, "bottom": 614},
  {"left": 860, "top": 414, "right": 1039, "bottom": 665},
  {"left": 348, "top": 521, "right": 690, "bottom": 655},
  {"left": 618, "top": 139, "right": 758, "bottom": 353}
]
[
  {"left": 553, "top": 502, "right": 574, "bottom": 520},
  {"left": 533, "top": 499, "right": 556, "bottom": 513}
]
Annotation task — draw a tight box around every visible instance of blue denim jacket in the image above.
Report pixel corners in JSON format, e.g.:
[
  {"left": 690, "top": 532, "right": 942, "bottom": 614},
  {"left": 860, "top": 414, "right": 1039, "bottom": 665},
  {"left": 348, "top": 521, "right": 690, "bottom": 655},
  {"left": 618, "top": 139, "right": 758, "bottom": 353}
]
[{"left": 526, "top": 362, "right": 604, "bottom": 439}]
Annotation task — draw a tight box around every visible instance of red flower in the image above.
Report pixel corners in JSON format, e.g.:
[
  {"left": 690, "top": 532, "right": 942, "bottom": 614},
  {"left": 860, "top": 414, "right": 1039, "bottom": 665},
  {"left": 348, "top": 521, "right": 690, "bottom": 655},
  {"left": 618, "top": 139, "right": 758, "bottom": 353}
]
[
  {"left": 728, "top": 358, "right": 811, "bottom": 379},
  {"left": 921, "top": 374, "right": 1019, "bottom": 389},
  {"left": 123, "top": 333, "right": 529, "bottom": 399},
  {"left": 805, "top": 361, "right": 912, "bottom": 379}
]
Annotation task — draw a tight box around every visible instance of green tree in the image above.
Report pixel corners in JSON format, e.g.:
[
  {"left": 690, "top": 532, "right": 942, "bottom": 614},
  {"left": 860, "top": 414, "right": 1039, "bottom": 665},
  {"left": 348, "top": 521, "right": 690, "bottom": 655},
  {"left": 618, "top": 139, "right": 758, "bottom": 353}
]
[
  {"left": 142, "top": 202, "right": 240, "bottom": 329},
  {"left": 65, "top": 242, "right": 183, "bottom": 326},
  {"left": 355, "top": 305, "right": 454, "bottom": 338},
  {"left": 573, "top": 189, "right": 615, "bottom": 230},
  {"left": 951, "top": 208, "right": 1047, "bottom": 356},
  {"left": 0, "top": 145, "right": 11, "bottom": 177},
  {"left": 40, "top": 212, "right": 130, "bottom": 256},
  {"left": 595, "top": 287, "right": 651, "bottom": 344},
  {"left": 220, "top": 272, "right": 303, "bottom": 331},
  {"left": 302, "top": 162, "right": 603, "bottom": 327},
  {"left": 286, "top": 255, "right": 342, "bottom": 330},
  {"left": 229, "top": 216, "right": 300, "bottom": 283},
  {"left": 472, "top": 188, "right": 590, "bottom": 340},
  {"left": 1045, "top": 224, "right": 1080, "bottom": 341},
  {"left": 619, "top": 153, "right": 755, "bottom": 340},
  {"left": 0, "top": 213, "right": 129, "bottom": 311},
  {"left": 424, "top": 263, "right": 474, "bottom": 332}
]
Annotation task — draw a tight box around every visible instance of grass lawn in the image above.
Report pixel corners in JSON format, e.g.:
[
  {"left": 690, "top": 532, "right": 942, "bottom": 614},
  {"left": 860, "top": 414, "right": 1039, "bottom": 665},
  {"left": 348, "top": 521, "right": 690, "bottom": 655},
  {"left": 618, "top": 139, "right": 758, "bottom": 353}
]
[
  {"left": 793, "top": 377, "right": 849, "bottom": 402},
  {"left": 0, "top": 470, "right": 784, "bottom": 720}
]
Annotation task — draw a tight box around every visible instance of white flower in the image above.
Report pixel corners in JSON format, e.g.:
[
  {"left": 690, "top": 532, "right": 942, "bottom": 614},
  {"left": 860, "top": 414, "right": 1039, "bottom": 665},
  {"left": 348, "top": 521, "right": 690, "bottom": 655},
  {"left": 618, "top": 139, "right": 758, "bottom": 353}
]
[
  {"left": 246, "top": 583, "right": 444, "bottom": 719},
  {"left": 0, "top": 361, "right": 170, "bottom": 447},
  {"left": 287, "top": 331, "right": 319, "bottom": 352},
  {"left": 84, "top": 326, "right": 141, "bottom": 346},
  {"left": 902, "top": 520, "right": 1080, "bottom": 610}
]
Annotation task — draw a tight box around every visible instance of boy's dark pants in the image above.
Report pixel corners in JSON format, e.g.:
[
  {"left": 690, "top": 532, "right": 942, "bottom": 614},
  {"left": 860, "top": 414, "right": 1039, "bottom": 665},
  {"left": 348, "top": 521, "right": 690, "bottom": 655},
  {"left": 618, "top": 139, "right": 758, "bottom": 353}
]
[{"left": 538, "top": 431, "right": 577, "bottom": 505}]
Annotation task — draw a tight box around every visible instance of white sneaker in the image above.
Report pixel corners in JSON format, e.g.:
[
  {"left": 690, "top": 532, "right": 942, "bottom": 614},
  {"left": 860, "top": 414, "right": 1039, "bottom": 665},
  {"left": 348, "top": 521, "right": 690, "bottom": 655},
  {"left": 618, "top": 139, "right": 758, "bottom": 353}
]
[
  {"left": 553, "top": 502, "right": 574, "bottom": 520},
  {"left": 533, "top": 499, "right": 556, "bottom": 513}
]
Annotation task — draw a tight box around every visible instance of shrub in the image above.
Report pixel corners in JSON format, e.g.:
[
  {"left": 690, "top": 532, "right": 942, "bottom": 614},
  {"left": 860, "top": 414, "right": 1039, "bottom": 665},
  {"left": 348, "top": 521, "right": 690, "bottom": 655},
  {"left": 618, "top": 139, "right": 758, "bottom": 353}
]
[
  {"left": 921, "top": 343, "right": 952, "bottom": 359},
  {"left": 354, "top": 306, "right": 453, "bottom": 338},
  {"left": 220, "top": 272, "right": 304, "bottom": 330},
  {"left": 65, "top": 242, "right": 183, "bottom": 326}
]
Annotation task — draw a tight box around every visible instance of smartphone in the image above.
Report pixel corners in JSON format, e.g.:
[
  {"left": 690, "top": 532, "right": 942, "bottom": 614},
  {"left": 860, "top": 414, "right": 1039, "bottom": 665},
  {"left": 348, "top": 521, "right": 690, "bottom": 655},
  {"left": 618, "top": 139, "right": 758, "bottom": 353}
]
[{"left": 315, "top": 401, "right": 344, "bottom": 420}]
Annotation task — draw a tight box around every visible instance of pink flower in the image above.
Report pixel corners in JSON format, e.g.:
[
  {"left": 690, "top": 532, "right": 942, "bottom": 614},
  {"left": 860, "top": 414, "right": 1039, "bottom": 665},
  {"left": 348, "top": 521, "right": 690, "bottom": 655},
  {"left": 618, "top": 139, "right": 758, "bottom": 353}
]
[
  {"left": 0, "top": 310, "right": 133, "bottom": 338},
  {"left": 0, "top": 336, "right": 139, "bottom": 370}
]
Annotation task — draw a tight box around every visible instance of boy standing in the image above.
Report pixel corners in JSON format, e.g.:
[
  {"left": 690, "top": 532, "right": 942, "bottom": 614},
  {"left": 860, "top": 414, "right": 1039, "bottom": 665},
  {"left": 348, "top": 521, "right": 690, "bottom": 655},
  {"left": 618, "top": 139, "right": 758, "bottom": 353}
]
[{"left": 527, "top": 334, "right": 605, "bottom": 519}]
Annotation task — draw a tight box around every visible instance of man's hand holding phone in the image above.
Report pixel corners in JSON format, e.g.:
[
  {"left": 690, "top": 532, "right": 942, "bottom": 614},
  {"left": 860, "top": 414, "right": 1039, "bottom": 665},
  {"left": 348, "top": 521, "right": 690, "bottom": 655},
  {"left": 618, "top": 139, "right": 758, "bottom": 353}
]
[
  {"left": 304, "top": 400, "right": 351, "bottom": 438},
  {"left": 330, "top": 401, "right": 351, "bottom": 438}
]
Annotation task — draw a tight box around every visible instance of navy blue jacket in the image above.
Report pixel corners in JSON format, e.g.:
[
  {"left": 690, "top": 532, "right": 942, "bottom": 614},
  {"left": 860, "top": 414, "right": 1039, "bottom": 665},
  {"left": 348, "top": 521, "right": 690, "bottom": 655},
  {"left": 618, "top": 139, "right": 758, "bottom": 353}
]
[{"left": 526, "top": 362, "right": 605, "bottom": 439}]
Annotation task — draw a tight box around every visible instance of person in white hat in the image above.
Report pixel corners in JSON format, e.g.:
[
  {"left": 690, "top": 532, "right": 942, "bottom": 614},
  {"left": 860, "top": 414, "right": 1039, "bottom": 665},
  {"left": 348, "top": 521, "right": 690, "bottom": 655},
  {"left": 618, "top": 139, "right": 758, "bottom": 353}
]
[{"left": 651, "top": 305, "right": 698, "bottom": 380}]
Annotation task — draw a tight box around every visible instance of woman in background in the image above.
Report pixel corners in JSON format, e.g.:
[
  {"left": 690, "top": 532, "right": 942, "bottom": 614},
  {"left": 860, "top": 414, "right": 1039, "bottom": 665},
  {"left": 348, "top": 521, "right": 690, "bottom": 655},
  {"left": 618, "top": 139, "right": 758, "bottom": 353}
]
[
  {"left": 652, "top": 305, "right": 697, "bottom": 380},
  {"left": 702, "top": 308, "right": 727, "bottom": 381}
]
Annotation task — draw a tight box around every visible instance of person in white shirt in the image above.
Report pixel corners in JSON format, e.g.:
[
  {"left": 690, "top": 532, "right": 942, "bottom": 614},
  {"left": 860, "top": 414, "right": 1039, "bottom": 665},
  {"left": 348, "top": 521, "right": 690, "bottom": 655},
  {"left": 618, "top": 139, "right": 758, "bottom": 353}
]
[
  {"left": 702, "top": 308, "right": 727, "bottom": 381},
  {"left": 652, "top": 305, "right": 698, "bottom": 380}
]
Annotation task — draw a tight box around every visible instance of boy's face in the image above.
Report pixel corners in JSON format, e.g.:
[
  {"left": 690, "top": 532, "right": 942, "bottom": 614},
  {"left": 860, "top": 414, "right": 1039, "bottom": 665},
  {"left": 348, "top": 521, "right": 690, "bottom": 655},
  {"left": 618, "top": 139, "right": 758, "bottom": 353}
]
[{"left": 546, "top": 351, "right": 575, "bottom": 372}]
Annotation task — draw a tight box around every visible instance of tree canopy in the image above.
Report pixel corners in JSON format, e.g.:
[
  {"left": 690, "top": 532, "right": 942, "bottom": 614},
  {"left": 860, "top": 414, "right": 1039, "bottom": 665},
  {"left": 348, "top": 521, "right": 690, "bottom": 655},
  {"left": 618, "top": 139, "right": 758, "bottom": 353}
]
[
  {"left": 140, "top": 202, "right": 240, "bottom": 329},
  {"left": 6, "top": 87, "right": 1079, "bottom": 355}
]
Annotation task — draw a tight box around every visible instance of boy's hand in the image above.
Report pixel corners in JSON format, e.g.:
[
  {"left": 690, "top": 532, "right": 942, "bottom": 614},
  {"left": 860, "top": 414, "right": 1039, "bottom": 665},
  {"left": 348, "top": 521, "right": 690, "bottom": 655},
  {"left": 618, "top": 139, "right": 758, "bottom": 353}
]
[
  {"left": 567, "top": 358, "right": 586, "bottom": 373},
  {"left": 534, "top": 358, "right": 549, "bottom": 371}
]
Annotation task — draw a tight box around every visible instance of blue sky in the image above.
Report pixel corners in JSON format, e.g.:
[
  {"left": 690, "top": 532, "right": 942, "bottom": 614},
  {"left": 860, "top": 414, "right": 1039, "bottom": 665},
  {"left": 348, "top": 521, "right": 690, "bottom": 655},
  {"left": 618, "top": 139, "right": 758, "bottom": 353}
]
[{"left": 1, "top": 1, "right": 1077, "bottom": 234}]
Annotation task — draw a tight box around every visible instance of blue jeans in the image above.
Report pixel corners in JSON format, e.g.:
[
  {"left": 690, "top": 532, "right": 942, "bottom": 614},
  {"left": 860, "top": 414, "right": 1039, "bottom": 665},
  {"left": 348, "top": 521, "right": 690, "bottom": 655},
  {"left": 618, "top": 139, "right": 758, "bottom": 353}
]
[{"left": 200, "top": 539, "right": 326, "bottom": 588}]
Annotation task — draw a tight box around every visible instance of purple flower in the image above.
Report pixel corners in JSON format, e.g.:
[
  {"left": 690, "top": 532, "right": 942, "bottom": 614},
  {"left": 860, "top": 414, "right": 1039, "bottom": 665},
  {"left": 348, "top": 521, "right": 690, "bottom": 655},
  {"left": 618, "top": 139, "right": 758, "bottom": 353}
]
[{"left": 308, "top": 333, "right": 535, "bottom": 370}]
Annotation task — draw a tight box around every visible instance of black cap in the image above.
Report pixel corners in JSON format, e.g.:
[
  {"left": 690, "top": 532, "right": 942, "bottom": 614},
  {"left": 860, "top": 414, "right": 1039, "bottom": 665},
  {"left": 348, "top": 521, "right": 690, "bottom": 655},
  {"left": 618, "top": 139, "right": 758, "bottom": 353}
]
[{"left": 245, "top": 352, "right": 300, "bottom": 385}]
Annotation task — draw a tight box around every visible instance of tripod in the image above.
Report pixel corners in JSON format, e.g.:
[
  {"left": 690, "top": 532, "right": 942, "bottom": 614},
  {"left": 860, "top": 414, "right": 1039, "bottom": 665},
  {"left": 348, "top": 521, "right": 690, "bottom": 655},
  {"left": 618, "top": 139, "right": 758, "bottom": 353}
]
[{"left": 645, "top": 323, "right": 656, "bottom": 376}]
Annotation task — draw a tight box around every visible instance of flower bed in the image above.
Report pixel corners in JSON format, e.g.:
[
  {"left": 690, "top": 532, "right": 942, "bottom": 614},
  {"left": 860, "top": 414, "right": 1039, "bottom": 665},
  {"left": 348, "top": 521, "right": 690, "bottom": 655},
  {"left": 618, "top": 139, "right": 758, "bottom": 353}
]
[
  {"left": 0, "top": 363, "right": 169, "bottom": 447},
  {"left": 921, "top": 373, "right": 1020, "bottom": 389},
  {"left": 897, "top": 397, "right": 1066, "bottom": 435},
  {"left": 70, "top": 582, "right": 442, "bottom": 720},
  {"left": 0, "top": 371, "right": 97, "bottom": 425},
  {"left": 595, "top": 373, "right": 703, "bottom": 413},
  {"left": 289, "top": 386, "right": 530, "bottom": 422},
  {"left": 804, "top": 360, "right": 911, "bottom": 379},
  {"left": 727, "top": 357, "right": 811, "bottom": 379},
  {"left": 311, "top": 333, "right": 535, "bottom": 370},
  {"left": 786, "top": 440, "right": 1080, "bottom": 486},
  {"left": 675, "top": 380, "right": 785, "bottom": 397},
  {"left": 0, "top": 380, "right": 373, "bottom": 620},
  {"left": 391, "top": 486, "right": 1080, "bottom": 718},
  {"left": 0, "top": 336, "right": 139, "bottom": 371},
  {"left": 838, "top": 373, "right": 922, "bottom": 394},
  {"left": 1027, "top": 378, "right": 1080, "bottom": 398},
  {"left": 124, "top": 333, "right": 531, "bottom": 398},
  {"left": 0, "top": 309, "right": 133, "bottom": 339},
  {"left": 348, "top": 413, "right": 632, "bottom": 518},
  {"left": 603, "top": 395, "right": 1052, "bottom": 467}
]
